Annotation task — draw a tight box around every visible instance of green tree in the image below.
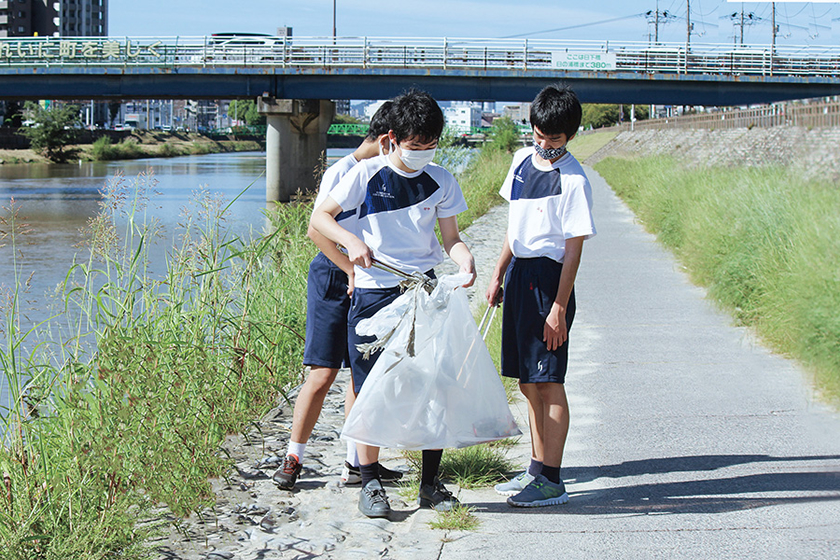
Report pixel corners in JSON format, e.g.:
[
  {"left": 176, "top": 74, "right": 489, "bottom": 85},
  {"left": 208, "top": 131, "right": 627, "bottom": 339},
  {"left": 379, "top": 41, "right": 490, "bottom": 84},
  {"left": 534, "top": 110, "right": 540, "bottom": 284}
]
[
  {"left": 228, "top": 100, "right": 266, "bottom": 127},
  {"left": 486, "top": 116, "right": 521, "bottom": 153},
  {"left": 581, "top": 104, "right": 649, "bottom": 130},
  {"left": 333, "top": 113, "right": 360, "bottom": 125},
  {"left": 19, "top": 101, "right": 81, "bottom": 162}
]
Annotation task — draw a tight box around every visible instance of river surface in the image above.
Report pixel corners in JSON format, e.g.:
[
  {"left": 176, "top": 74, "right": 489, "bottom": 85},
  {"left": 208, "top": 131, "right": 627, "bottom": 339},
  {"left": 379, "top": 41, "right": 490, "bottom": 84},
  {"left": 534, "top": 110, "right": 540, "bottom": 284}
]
[{"left": 0, "top": 149, "right": 352, "bottom": 411}]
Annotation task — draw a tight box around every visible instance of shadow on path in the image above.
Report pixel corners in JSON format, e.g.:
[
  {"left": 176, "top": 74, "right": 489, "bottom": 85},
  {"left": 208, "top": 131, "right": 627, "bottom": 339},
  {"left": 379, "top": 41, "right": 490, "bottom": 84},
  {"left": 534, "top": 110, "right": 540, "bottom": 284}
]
[{"left": 474, "top": 454, "right": 840, "bottom": 516}]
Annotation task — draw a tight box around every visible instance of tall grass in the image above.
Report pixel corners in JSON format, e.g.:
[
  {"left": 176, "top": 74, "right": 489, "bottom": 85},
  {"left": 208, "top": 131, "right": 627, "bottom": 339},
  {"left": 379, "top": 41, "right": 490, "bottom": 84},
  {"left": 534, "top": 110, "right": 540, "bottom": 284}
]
[
  {"left": 595, "top": 156, "right": 840, "bottom": 401},
  {"left": 0, "top": 174, "right": 315, "bottom": 558}
]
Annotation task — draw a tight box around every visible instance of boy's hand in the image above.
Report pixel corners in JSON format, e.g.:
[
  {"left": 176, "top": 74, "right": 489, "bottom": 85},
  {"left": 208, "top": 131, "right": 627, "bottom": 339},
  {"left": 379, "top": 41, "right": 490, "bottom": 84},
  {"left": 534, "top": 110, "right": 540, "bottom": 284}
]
[
  {"left": 345, "top": 237, "right": 373, "bottom": 268},
  {"left": 459, "top": 256, "right": 477, "bottom": 288},
  {"left": 543, "top": 302, "right": 568, "bottom": 351},
  {"left": 486, "top": 276, "right": 504, "bottom": 307},
  {"left": 347, "top": 272, "right": 355, "bottom": 297}
]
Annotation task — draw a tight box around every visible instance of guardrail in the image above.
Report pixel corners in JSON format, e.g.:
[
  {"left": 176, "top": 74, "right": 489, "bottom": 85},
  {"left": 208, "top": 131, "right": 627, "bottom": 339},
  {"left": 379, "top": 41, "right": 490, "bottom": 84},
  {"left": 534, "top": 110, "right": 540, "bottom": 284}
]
[
  {"left": 615, "top": 100, "right": 840, "bottom": 131},
  {"left": 1, "top": 36, "right": 839, "bottom": 79}
]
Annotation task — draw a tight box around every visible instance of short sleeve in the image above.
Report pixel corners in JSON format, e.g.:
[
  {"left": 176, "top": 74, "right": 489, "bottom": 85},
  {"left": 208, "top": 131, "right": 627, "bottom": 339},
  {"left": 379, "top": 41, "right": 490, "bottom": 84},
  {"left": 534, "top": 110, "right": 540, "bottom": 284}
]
[
  {"left": 329, "top": 162, "right": 368, "bottom": 212},
  {"left": 499, "top": 147, "right": 533, "bottom": 202}
]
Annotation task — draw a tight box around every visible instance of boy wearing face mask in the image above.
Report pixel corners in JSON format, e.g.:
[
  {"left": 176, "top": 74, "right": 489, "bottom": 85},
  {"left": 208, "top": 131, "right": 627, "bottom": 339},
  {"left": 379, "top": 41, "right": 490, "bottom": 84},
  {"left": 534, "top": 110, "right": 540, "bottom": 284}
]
[
  {"left": 273, "top": 102, "right": 406, "bottom": 491},
  {"left": 486, "top": 84, "right": 596, "bottom": 507},
  {"left": 311, "top": 89, "right": 476, "bottom": 518}
]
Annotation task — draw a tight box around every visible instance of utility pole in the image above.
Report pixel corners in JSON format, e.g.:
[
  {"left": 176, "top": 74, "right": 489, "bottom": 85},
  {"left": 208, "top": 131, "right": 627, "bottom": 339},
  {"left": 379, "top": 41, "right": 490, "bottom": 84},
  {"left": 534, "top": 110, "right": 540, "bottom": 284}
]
[
  {"left": 332, "top": 0, "right": 336, "bottom": 38},
  {"left": 686, "top": 0, "right": 691, "bottom": 48},
  {"left": 655, "top": 0, "right": 660, "bottom": 43},
  {"left": 739, "top": 5, "right": 745, "bottom": 45}
]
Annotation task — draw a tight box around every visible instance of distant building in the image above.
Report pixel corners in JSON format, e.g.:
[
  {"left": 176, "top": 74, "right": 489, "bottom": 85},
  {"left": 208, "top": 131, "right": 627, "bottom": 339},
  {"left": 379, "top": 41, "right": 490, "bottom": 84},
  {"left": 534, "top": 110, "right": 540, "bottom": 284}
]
[
  {"left": 502, "top": 102, "right": 531, "bottom": 125},
  {"left": 0, "top": 0, "right": 106, "bottom": 38},
  {"left": 363, "top": 100, "right": 389, "bottom": 121},
  {"left": 333, "top": 99, "right": 351, "bottom": 115},
  {"left": 444, "top": 103, "right": 482, "bottom": 134}
]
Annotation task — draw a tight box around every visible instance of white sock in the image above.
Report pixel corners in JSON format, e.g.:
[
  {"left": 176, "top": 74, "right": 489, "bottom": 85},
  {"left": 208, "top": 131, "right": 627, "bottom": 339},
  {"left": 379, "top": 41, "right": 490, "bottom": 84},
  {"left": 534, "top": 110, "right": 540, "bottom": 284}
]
[
  {"left": 345, "top": 440, "right": 359, "bottom": 467},
  {"left": 287, "top": 441, "right": 306, "bottom": 463}
]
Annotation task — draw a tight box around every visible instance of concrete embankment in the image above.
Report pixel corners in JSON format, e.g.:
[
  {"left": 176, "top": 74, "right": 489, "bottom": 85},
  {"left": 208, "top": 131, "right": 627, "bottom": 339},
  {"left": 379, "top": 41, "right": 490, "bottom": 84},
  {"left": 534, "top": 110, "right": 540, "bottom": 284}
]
[{"left": 586, "top": 125, "right": 840, "bottom": 182}]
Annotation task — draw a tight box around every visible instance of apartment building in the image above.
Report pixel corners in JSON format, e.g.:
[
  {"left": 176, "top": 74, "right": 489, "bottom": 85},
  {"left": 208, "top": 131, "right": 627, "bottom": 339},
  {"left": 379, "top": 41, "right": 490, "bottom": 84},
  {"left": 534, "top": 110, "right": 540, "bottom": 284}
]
[{"left": 0, "top": 0, "right": 106, "bottom": 38}]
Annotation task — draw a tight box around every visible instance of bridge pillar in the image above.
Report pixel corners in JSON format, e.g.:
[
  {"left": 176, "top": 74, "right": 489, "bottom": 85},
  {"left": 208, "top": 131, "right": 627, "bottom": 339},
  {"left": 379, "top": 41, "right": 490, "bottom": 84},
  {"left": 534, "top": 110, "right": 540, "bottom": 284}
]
[{"left": 258, "top": 98, "right": 335, "bottom": 202}]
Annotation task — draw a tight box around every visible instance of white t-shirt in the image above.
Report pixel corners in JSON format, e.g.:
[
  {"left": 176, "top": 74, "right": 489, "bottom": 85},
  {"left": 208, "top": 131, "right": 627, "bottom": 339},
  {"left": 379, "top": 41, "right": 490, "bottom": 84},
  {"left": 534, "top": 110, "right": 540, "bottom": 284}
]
[
  {"left": 328, "top": 154, "right": 468, "bottom": 289},
  {"left": 499, "top": 146, "right": 596, "bottom": 262},
  {"left": 312, "top": 153, "right": 358, "bottom": 225}
]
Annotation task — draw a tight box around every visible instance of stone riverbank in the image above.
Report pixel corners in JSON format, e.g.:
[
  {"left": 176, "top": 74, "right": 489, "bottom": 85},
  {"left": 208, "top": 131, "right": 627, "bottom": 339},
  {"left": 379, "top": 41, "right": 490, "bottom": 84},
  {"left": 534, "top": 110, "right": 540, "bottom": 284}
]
[{"left": 154, "top": 204, "right": 520, "bottom": 560}]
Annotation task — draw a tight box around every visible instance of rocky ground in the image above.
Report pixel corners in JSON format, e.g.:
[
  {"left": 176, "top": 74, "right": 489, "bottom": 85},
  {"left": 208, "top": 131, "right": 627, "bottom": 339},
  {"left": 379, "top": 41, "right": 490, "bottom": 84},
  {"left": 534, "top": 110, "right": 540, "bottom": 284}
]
[{"left": 153, "top": 205, "right": 525, "bottom": 560}]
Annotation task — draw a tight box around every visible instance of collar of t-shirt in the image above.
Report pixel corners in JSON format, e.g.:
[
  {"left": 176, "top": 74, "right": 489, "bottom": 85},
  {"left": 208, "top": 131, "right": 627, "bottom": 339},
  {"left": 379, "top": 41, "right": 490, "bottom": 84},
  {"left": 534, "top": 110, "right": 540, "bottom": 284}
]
[{"left": 530, "top": 150, "right": 570, "bottom": 172}]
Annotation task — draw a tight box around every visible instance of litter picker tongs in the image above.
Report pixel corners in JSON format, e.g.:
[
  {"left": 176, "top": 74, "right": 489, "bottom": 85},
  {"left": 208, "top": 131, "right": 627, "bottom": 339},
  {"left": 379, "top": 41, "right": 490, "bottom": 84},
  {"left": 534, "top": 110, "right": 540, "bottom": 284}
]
[
  {"left": 477, "top": 303, "right": 498, "bottom": 341},
  {"left": 339, "top": 247, "right": 437, "bottom": 294}
]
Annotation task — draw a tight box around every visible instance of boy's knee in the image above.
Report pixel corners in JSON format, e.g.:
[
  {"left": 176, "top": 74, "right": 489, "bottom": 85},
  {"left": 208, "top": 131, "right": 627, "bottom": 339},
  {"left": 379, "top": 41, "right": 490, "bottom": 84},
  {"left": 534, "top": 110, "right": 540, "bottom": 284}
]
[{"left": 305, "top": 367, "right": 339, "bottom": 394}]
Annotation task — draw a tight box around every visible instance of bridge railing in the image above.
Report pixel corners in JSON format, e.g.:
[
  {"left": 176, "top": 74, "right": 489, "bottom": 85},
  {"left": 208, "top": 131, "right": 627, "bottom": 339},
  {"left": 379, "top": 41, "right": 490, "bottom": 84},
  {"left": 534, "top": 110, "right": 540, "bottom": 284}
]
[{"left": 1, "top": 36, "right": 840, "bottom": 79}]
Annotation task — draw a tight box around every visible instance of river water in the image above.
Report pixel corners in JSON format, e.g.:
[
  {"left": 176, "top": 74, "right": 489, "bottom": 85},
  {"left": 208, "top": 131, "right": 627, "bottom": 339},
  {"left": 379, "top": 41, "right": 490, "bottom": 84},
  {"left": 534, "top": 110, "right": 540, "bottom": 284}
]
[{"left": 0, "top": 149, "right": 351, "bottom": 410}]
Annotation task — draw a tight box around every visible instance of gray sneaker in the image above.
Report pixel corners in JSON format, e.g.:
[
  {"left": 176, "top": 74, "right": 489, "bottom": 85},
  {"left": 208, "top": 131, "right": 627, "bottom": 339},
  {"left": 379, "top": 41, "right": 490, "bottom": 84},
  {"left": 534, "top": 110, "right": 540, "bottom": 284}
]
[
  {"left": 494, "top": 471, "right": 535, "bottom": 496},
  {"left": 506, "top": 474, "right": 569, "bottom": 508},
  {"left": 359, "top": 479, "right": 391, "bottom": 518}
]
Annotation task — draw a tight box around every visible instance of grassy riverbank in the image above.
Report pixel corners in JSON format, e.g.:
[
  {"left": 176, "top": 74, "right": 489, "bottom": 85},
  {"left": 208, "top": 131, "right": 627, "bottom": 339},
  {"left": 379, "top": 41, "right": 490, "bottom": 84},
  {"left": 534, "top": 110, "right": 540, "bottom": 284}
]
[
  {"left": 594, "top": 155, "right": 840, "bottom": 402},
  {"left": 1, "top": 139, "right": 515, "bottom": 557},
  {"left": 0, "top": 131, "right": 262, "bottom": 164}
]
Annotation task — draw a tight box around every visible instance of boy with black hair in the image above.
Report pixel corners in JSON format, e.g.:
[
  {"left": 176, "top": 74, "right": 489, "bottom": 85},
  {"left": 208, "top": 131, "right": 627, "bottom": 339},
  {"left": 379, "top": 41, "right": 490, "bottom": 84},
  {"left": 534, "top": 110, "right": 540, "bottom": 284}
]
[
  {"left": 273, "top": 102, "right": 404, "bottom": 491},
  {"left": 311, "top": 89, "right": 476, "bottom": 518},
  {"left": 486, "top": 84, "right": 596, "bottom": 507}
]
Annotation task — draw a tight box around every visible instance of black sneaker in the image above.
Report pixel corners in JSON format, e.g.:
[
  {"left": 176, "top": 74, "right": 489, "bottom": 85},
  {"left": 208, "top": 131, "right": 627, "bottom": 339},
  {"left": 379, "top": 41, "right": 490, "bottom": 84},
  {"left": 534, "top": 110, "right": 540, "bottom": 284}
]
[
  {"left": 341, "top": 462, "right": 404, "bottom": 485},
  {"left": 378, "top": 463, "right": 404, "bottom": 483},
  {"left": 359, "top": 479, "right": 391, "bottom": 518},
  {"left": 418, "top": 478, "right": 460, "bottom": 512},
  {"left": 272, "top": 455, "right": 302, "bottom": 490}
]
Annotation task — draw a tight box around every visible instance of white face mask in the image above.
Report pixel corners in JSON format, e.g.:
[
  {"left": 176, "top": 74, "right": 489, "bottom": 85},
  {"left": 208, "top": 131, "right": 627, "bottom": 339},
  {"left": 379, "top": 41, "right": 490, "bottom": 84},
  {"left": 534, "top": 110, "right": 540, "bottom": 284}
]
[{"left": 397, "top": 146, "right": 437, "bottom": 171}]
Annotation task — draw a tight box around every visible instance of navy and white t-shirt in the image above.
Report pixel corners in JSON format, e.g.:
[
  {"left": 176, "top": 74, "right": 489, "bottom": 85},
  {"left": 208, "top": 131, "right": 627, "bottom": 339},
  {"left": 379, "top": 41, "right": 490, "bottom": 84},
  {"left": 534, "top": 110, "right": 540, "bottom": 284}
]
[
  {"left": 313, "top": 153, "right": 359, "bottom": 226},
  {"left": 500, "top": 146, "right": 596, "bottom": 262},
  {"left": 328, "top": 154, "right": 468, "bottom": 289}
]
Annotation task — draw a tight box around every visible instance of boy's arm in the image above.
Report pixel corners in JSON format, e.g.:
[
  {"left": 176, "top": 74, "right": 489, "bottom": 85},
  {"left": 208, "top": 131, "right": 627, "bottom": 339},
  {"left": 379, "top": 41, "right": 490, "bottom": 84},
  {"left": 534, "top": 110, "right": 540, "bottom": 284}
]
[
  {"left": 310, "top": 196, "right": 372, "bottom": 268},
  {"left": 486, "top": 232, "right": 513, "bottom": 307},
  {"left": 306, "top": 221, "right": 356, "bottom": 295},
  {"left": 438, "top": 216, "right": 476, "bottom": 288},
  {"left": 544, "top": 236, "right": 585, "bottom": 351}
]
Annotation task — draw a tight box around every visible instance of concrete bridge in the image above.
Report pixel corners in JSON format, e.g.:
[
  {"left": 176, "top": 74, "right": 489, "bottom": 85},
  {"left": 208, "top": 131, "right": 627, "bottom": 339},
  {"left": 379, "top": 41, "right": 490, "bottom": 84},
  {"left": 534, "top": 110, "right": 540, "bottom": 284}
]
[{"left": 3, "top": 35, "right": 839, "bottom": 200}]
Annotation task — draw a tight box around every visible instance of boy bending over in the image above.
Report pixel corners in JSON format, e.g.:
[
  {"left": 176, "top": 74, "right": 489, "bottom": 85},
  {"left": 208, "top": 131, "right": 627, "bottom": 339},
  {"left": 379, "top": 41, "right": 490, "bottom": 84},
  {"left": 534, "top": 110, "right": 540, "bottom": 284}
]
[{"left": 312, "top": 89, "right": 476, "bottom": 518}]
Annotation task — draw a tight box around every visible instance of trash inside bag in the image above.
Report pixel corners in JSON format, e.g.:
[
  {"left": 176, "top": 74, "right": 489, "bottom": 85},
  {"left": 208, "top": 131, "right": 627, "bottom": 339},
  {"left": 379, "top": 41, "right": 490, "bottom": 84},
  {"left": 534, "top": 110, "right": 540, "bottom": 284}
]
[{"left": 342, "top": 273, "right": 521, "bottom": 450}]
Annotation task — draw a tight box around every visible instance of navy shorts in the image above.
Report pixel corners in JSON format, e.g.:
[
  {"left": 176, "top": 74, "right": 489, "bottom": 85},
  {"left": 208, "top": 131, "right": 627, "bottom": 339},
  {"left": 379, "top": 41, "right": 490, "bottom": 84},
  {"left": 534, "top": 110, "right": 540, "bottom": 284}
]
[
  {"left": 501, "top": 257, "right": 576, "bottom": 384},
  {"left": 347, "top": 270, "right": 436, "bottom": 394},
  {"left": 302, "top": 252, "right": 351, "bottom": 369}
]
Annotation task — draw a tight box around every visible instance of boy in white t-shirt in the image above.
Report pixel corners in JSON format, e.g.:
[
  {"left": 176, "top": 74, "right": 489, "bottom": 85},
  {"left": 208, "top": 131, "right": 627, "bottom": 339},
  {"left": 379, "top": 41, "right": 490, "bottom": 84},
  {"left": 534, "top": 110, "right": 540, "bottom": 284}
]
[
  {"left": 311, "top": 89, "right": 476, "bottom": 518},
  {"left": 486, "top": 84, "right": 596, "bottom": 507},
  {"left": 272, "top": 102, "right": 404, "bottom": 490}
]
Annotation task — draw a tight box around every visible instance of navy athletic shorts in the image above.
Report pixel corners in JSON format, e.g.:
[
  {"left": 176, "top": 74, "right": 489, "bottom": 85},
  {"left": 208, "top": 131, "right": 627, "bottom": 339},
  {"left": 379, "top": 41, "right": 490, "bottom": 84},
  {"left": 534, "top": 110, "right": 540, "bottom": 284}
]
[
  {"left": 501, "top": 257, "right": 576, "bottom": 384},
  {"left": 302, "top": 252, "right": 351, "bottom": 369},
  {"left": 347, "top": 270, "right": 436, "bottom": 394}
]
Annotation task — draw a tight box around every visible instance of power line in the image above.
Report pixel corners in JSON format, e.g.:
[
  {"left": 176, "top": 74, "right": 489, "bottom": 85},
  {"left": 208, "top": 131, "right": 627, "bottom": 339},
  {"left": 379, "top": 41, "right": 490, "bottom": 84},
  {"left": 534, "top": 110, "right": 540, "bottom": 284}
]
[{"left": 503, "top": 13, "right": 646, "bottom": 39}]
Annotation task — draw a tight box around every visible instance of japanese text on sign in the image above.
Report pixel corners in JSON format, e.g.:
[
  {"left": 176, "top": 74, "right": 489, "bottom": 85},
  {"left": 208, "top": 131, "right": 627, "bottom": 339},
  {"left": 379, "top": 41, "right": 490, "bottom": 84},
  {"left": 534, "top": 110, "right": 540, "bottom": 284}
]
[
  {"left": 0, "top": 39, "right": 164, "bottom": 62},
  {"left": 550, "top": 51, "right": 616, "bottom": 71}
]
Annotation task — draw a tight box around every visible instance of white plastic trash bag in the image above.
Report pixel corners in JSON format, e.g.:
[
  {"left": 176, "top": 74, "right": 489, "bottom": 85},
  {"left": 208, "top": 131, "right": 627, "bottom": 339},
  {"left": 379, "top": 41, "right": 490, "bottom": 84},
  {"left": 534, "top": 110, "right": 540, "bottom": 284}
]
[{"left": 342, "top": 273, "right": 521, "bottom": 450}]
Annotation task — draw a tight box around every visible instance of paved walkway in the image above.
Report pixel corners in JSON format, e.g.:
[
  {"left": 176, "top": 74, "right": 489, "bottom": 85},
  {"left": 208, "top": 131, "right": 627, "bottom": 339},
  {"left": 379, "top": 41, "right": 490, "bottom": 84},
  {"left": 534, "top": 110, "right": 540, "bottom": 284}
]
[
  {"left": 161, "top": 165, "right": 840, "bottom": 559},
  {"left": 437, "top": 165, "right": 840, "bottom": 559}
]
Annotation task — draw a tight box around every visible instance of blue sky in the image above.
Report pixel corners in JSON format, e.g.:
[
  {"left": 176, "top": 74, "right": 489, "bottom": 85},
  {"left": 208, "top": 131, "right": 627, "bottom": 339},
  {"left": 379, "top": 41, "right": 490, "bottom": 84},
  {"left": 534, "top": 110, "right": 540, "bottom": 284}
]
[{"left": 110, "top": 1, "right": 839, "bottom": 48}]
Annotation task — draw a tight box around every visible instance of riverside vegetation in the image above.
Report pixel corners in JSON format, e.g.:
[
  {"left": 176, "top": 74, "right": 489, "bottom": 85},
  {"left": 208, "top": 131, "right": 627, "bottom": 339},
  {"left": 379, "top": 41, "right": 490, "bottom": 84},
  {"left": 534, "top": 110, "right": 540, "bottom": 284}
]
[
  {"left": 0, "top": 125, "right": 517, "bottom": 558},
  {"left": 593, "top": 142, "right": 840, "bottom": 403}
]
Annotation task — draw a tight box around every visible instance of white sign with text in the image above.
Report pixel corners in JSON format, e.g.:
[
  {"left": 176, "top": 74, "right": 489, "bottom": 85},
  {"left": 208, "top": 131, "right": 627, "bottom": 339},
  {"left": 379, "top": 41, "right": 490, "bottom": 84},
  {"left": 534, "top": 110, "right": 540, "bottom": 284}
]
[{"left": 551, "top": 51, "right": 617, "bottom": 71}]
